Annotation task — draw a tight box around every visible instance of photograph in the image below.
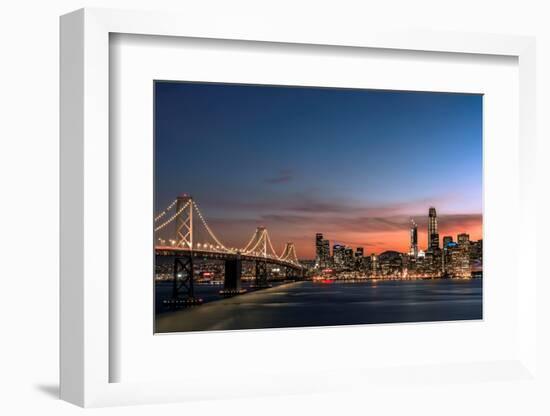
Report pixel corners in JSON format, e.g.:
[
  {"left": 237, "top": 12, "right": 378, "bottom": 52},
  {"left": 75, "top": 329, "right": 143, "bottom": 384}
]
[{"left": 153, "top": 81, "right": 483, "bottom": 333}]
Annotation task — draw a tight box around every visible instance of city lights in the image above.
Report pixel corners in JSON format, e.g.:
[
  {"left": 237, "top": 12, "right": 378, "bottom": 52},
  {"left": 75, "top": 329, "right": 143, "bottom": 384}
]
[
  {"left": 313, "top": 207, "right": 482, "bottom": 280},
  {"left": 154, "top": 198, "right": 481, "bottom": 281}
]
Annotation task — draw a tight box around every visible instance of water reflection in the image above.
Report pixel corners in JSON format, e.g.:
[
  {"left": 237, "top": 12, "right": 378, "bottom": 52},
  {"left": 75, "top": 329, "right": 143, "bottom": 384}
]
[{"left": 156, "top": 279, "right": 482, "bottom": 333}]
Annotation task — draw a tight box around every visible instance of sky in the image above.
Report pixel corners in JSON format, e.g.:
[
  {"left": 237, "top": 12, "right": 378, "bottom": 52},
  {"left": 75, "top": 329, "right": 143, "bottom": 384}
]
[{"left": 155, "top": 81, "right": 482, "bottom": 259}]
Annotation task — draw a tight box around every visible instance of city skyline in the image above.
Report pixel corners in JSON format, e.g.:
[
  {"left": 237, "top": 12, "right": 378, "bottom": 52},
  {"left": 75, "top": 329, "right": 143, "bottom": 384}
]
[
  {"left": 312, "top": 207, "right": 482, "bottom": 259},
  {"left": 155, "top": 81, "right": 482, "bottom": 258},
  {"left": 313, "top": 205, "right": 481, "bottom": 279}
]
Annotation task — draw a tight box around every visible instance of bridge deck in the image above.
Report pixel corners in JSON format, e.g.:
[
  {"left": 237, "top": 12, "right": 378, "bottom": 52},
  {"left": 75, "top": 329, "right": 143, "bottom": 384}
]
[{"left": 155, "top": 246, "right": 303, "bottom": 269}]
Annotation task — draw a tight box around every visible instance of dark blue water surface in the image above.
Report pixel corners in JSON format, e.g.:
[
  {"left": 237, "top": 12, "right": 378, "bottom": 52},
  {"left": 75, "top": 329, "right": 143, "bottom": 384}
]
[
  {"left": 155, "top": 279, "right": 482, "bottom": 333},
  {"left": 155, "top": 281, "right": 287, "bottom": 314}
]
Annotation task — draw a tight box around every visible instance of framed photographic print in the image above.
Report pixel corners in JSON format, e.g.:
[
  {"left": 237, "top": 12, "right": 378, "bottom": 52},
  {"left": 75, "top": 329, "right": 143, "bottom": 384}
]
[
  {"left": 153, "top": 81, "right": 483, "bottom": 334},
  {"left": 60, "top": 8, "right": 538, "bottom": 408}
]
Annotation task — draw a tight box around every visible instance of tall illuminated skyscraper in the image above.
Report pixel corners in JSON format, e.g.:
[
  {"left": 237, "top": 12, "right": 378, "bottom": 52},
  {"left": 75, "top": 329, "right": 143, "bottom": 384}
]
[
  {"left": 410, "top": 219, "right": 418, "bottom": 257},
  {"left": 315, "top": 233, "right": 331, "bottom": 268},
  {"left": 322, "top": 240, "right": 330, "bottom": 266},
  {"left": 315, "top": 233, "right": 324, "bottom": 267},
  {"left": 457, "top": 233, "right": 471, "bottom": 277},
  {"left": 442, "top": 236, "right": 453, "bottom": 273},
  {"left": 428, "top": 207, "right": 439, "bottom": 251}
]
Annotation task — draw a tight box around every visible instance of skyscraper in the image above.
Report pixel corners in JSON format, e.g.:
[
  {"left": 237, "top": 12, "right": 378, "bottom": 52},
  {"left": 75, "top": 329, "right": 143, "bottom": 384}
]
[
  {"left": 315, "top": 233, "right": 331, "bottom": 268},
  {"left": 442, "top": 236, "right": 453, "bottom": 274},
  {"left": 457, "top": 233, "right": 470, "bottom": 245},
  {"left": 333, "top": 244, "right": 345, "bottom": 267},
  {"left": 410, "top": 219, "right": 418, "bottom": 257},
  {"left": 470, "top": 239, "right": 482, "bottom": 263},
  {"left": 321, "top": 239, "right": 330, "bottom": 267},
  {"left": 456, "top": 233, "right": 471, "bottom": 277},
  {"left": 428, "top": 207, "right": 439, "bottom": 251},
  {"left": 344, "top": 247, "right": 354, "bottom": 268},
  {"left": 370, "top": 253, "right": 378, "bottom": 275},
  {"left": 354, "top": 247, "right": 364, "bottom": 271},
  {"left": 470, "top": 239, "right": 483, "bottom": 274},
  {"left": 315, "top": 233, "right": 323, "bottom": 268}
]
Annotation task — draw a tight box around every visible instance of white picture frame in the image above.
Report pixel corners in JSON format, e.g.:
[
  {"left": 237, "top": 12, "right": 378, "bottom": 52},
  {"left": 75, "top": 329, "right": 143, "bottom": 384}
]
[{"left": 60, "top": 7, "right": 537, "bottom": 407}]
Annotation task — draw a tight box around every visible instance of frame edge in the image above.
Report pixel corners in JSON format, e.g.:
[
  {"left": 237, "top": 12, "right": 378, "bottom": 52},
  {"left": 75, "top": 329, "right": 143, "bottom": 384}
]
[{"left": 60, "top": 8, "right": 85, "bottom": 407}]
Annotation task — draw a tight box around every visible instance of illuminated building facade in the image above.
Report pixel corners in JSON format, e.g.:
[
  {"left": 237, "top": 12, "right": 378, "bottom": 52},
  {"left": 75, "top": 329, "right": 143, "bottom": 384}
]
[
  {"left": 322, "top": 240, "right": 330, "bottom": 266},
  {"left": 470, "top": 239, "right": 483, "bottom": 274},
  {"left": 354, "top": 247, "right": 364, "bottom": 270},
  {"left": 456, "top": 233, "right": 471, "bottom": 277},
  {"left": 333, "top": 244, "right": 345, "bottom": 268},
  {"left": 344, "top": 247, "right": 354, "bottom": 269},
  {"left": 441, "top": 234, "right": 471, "bottom": 278},
  {"left": 378, "top": 251, "right": 403, "bottom": 276},
  {"left": 410, "top": 219, "right": 418, "bottom": 257},
  {"left": 442, "top": 235, "right": 453, "bottom": 274},
  {"left": 370, "top": 253, "right": 378, "bottom": 275},
  {"left": 427, "top": 207, "right": 440, "bottom": 251},
  {"left": 315, "top": 233, "right": 331, "bottom": 268}
]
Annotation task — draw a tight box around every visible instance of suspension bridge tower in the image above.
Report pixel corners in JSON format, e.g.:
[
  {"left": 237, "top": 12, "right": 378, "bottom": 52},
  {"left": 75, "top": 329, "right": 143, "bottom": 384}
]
[
  {"left": 175, "top": 194, "right": 193, "bottom": 249},
  {"left": 170, "top": 194, "right": 201, "bottom": 307}
]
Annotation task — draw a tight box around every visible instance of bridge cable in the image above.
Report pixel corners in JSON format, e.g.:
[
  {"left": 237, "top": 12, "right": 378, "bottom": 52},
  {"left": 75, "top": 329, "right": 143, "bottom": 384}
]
[
  {"left": 242, "top": 230, "right": 260, "bottom": 253},
  {"left": 265, "top": 230, "right": 281, "bottom": 259},
  {"left": 154, "top": 200, "right": 191, "bottom": 233},
  {"left": 154, "top": 199, "right": 178, "bottom": 223},
  {"left": 192, "top": 201, "right": 229, "bottom": 251},
  {"left": 245, "top": 229, "right": 267, "bottom": 255}
]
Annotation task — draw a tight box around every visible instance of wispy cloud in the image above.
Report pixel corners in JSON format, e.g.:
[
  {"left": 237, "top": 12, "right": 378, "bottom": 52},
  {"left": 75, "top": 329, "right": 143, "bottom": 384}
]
[
  {"left": 264, "top": 169, "right": 294, "bottom": 184},
  {"left": 257, "top": 213, "right": 481, "bottom": 233},
  {"left": 199, "top": 192, "right": 482, "bottom": 257},
  {"left": 204, "top": 193, "right": 445, "bottom": 216}
]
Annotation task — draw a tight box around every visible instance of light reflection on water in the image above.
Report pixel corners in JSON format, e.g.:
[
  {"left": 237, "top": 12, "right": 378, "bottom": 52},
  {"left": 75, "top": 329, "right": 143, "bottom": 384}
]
[{"left": 155, "top": 279, "right": 483, "bottom": 333}]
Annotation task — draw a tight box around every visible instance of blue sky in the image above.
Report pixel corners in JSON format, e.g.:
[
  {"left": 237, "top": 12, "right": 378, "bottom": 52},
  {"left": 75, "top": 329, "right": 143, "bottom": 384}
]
[{"left": 155, "top": 81, "right": 482, "bottom": 257}]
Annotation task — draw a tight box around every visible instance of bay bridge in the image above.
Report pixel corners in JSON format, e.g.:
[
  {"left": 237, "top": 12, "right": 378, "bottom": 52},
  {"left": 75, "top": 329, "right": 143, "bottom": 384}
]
[{"left": 155, "top": 194, "right": 304, "bottom": 307}]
